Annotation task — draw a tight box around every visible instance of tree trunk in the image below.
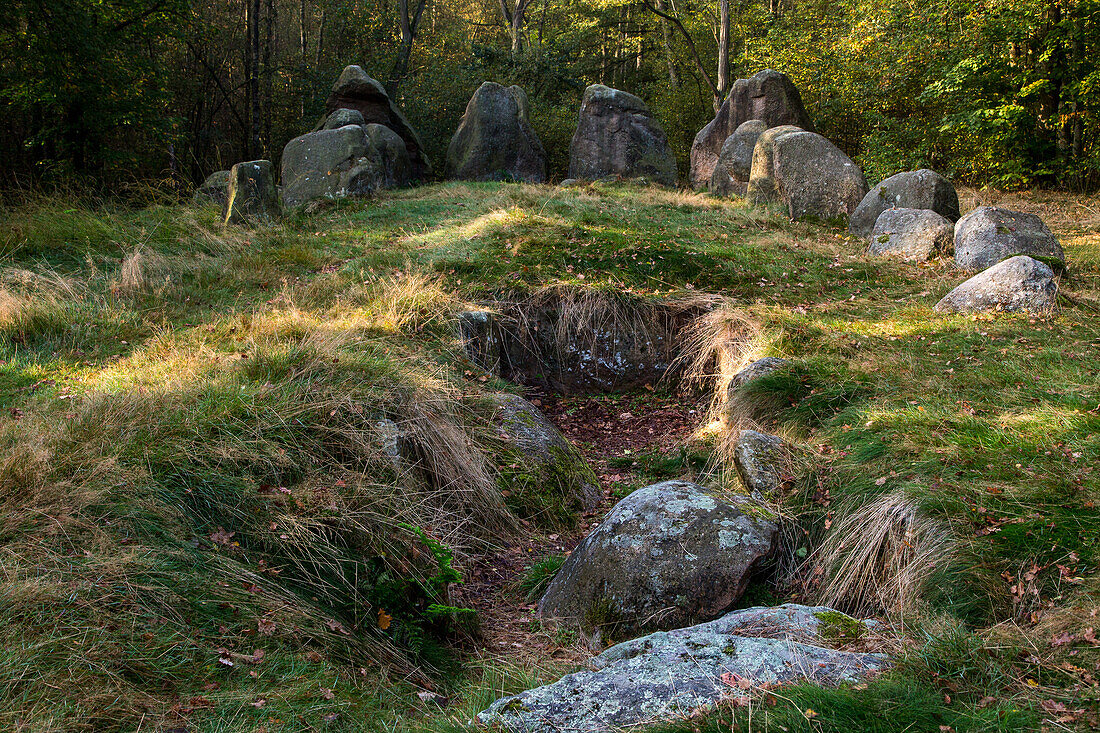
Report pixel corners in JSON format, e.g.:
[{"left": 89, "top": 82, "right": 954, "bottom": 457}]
[
  {"left": 717, "top": 0, "right": 730, "bottom": 101},
  {"left": 263, "top": 0, "right": 275, "bottom": 157},
  {"left": 658, "top": 0, "right": 678, "bottom": 88},
  {"left": 248, "top": 0, "right": 261, "bottom": 159}
]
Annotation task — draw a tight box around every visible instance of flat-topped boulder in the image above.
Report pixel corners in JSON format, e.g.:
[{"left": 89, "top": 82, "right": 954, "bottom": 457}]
[
  {"left": 446, "top": 82, "right": 547, "bottom": 183},
  {"left": 935, "top": 255, "right": 1058, "bottom": 314},
  {"left": 193, "top": 170, "right": 230, "bottom": 206},
  {"left": 709, "top": 119, "right": 768, "bottom": 197},
  {"left": 748, "top": 129, "right": 868, "bottom": 221},
  {"left": 567, "top": 85, "right": 677, "bottom": 186},
  {"left": 222, "top": 160, "right": 280, "bottom": 226},
  {"left": 954, "top": 206, "right": 1065, "bottom": 271},
  {"left": 322, "top": 65, "right": 430, "bottom": 178},
  {"left": 868, "top": 207, "right": 954, "bottom": 261},
  {"left": 538, "top": 480, "right": 777, "bottom": 643},
  {"left": 849, "top": 169, "right": 960, "bottom": 238},
  {"left": 478, "top": 604, "right": 887, "bottom": 733},
  {"left": 690, "top": 70, "right": 812, "bottom": 188}
]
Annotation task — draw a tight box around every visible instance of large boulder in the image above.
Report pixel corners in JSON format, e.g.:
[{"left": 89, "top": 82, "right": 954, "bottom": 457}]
[
  {"left": 322, "top": 108, "right": 366, "bottom": 130},
  {"left": 322, "top": 65, "right": 430, "bottom": 178},
  {"left": 491, "top": 393, "right": 600, "bottom": 516},
  {"left": 567, "top": 85, "right": 677, "bottom": 186},
  {"left": 708, "top": 119, "right": 768, "bottom": 197},
  {"left": 954, "top": 206, "right": 1065, "bottom": 271},
  {"left": 537, "top": 480, "right": 777, "bottom": 642},
  {"left": 690, "top": 70, "right": 813, "bottom": 188},
  {"left": 934, "top": 255, "right": 1058, "bottom": 314},
  {"left": 733, "top": 430, "right": 790, "bottom": 498},
  {"left": 193, "top": 170, "right": 230, "bottom": 206},
  {"left": 848, "top": 169, "right": 960, "bottom": 238},
  {"left": 868, "top": 208, "right": 954, "bottom": 261},
  {"left": 747, "top": 130, "right": 868, "bottom": 221},
  {"left": 364, "top": 123, "right": 413, "bottom": 189},
  {"left": 280, "top": 125, "right": 384, "bottom": 208},
  {"left": 446, "top": 82, "right": 547, "bottom": 183},
  {"left": 742, "top": 125, "right": 803, "bottom": 205},
  {"left": 478, "top": 604, "right": 887, "bottom": 733},
  {"left": 222, "top": 160, "right": 280, "bottom": 226}
]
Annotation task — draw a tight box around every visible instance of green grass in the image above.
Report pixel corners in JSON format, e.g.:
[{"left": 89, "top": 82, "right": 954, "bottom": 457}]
[{"left": 1, "top": 181, "right": 1098, "bottom": 730}]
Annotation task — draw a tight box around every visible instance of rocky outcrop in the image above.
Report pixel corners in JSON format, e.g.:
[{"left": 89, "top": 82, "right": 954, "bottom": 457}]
[
  {"left": 868, "top": 208, "right": 954, "bottom": 261},
  {"left": 708, "top": 119, "right": 768, "bottom": 197},
  {"left": 748, "top": 130, "right": 868, "bottom": 221},
  {"left": 222, "top": 160, "right": 280, "bottom": 226},
  {"left": 446, "top": 82, "right": 547, "bottom": 183},
  {"left": 478, "top": 604, "right": 887, "bottom": 733},
  {"left": 322, "top": 65, "right": 430, "bottom": 178},
  {"left": 733, "top": 430, "right": 790, "bottom": 498},
  {"left": 567, "top": 85, "right": 677, "bottom": 186},
  {"left": 537, "top": 481, "right": 777, "bottom": 642},
  {"left": 492, "top": 393, "right": 600, "bottom": 515},
  {"left": 193, "top": 170, "right": 230, "bottom": 206},
  {"left": 848, "top": 169, "right": 960, "bottom": 238},
  {"left": 690, "top": 70, "right": 813, "bottom": 188},
  {"left": 934, "top": 255, "right": 1058, "bottom": 314},
  {"left": 953, "top": 206, "right": 1065, "bottom": 271}
]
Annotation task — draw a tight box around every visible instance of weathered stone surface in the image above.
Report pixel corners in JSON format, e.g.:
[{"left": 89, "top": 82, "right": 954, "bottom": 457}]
[
  {"left": 478, "top": 604, "right": 887, "bottom": 733},
  {"left": 446, "top": 82, "right": 547, "bottom": 183},
  {"left": 323, "top": 108, "right": 366, "bottom": 130},
  {"left": 323, "top": 65, "right": 430, "bottom": 178},
  {"left": 538, "top": 481, "right": 778, "bottom": 641},
  {"left": 743, "top": 125, "right": 803, "bottom": 205},
  {"left": 849, "top": 169, "right": 960, "bottom": 238},
  {"left": 708, "top": 119, "right": 768, "bottom": 197},
  {"left": 690, "top": 70, "right": 813, "bottom": 189},
  {"left": 728, "top": 357, "right": 791, "bottom": 395},
  {"left": 954, "top": 206, "right": 1065, "bottom": 271},
  {"left": 749, "top": 130, "right": 868, "bottom": 220},
  {"left": 193, "top": 170, "right": 230, "bottom": 206},
  {"left": 568, "top": 85, "right": 677, "bottom": 186},
  {"left": 280, "top": 125, "right": 382, "bottom": 208},
  {"left": 868, "top": 208, "right": 954, "bottom": 261},
  {"left": 734, "top": 430, "right": 789, "bottom": 498},
  {"left": 222, "top": 160, "right": 280, "bottom": 226},
  {"left": 492, "top": 393, "right": 600, "bottom": 513},
  {"left": 364, "top": 123, "right": 412, "bottom": 189},
  {"left": 934, "top": 255, "right": 1058, "bottom": 314}
]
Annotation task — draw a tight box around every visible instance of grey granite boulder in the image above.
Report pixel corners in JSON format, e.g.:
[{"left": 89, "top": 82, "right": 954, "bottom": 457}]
[
  {"left": 222, "top": 160, "right": 280, "bottom": 226},
  {"left": 954, "top": 206, "right": 1065, "bottom": 271},
  {"left": 849, "top": 169, "right": 960, "bottom": 238},
  {"left": 364, "top": 123, "right": 412, "bottom": 189},
  {"left": 322, "top": 108, "right": 366, "bottom": 130},
  {"left": 690, "top": 70, "right": 813, "bottom": 189},
  {"left": 734, "top": 430, "right": 789, "bottom": 498},
  {"left": 743, "top": 125, "right": 803, "bottom": 205},
  {"left": 280, "top": 125, "right": 383, "bottom": 208},
  {"left": 567, "top": 85, "right": 677, "bottom": 186},
  {"left": 749, "top": 130, "right": 868, "bottom": 220},
  {"left": 728, "top": 357, "right": 791, "bottom": 395},
  {"left": 868, "top": 208, "right": 954, "bottom": 261},
  {"left": 492, "top": 393, "right": 600, "bottom": 514},
  {"left": 193, "top": 170, "right": 230, "bottom": 206},
  {"left": 538, "top": 481, "right": 777, "bottom": 642},
  {"left": 709, "top": 119, "right": 768, "bottom": 197},
  {"left": 478, "top": 604, "right": 887, "bottom": 733},
  {"left": 934, "top": 255, "right": 1058, "bottom": 314},
  {"left": 446, "top": 82, "right": 547, "bottom": 183}
]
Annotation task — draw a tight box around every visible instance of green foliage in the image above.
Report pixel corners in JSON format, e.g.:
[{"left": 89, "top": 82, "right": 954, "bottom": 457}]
[{"left": 515, "top": 554, "right": 566, "bottom": 602}]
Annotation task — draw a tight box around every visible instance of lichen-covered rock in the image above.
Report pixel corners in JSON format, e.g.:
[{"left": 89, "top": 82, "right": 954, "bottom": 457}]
[
  {"left": 193, "top": 170, "right": 230, "bottom": 206},
  {"left": 748, "top": 130, "right": 868, "bottom": 220},
  {"left": 477, "top": 604, "right": 887, "bottom": 733},
  {"left": 280, "top": 125, "right": 383, "bottom": 208},
  {"left": 690, "top": 70, "right": 813, "bottom": 189},
  {"left": 568, "top": 85, "right": 677, "bottom": 186},
  {"left": 728, "top": 357, "right": 791, "bottom": 395},
  {"left": 492, "top": 393, "right": 600, "bottom": 515},
  {"left": 364, "top": 123, "right": 412, "bottom": 189},
  {"left": 708, "top": 119, "right": 768, "bottom": 197},
  {"left": 734, "top": 430, "right": 789, "bottom": 498},
  {"left": 934, "top": 255, "right": 1058, "bottom": 314},
  {"left": 868, "top": 208, "right": 954, "bottom": 261},
  {"left": 446, "top": 82, "right": 547, "bottom": 183},
  {"left": 537, "top": 481, "right": 777, "bottom": 642},
  {"left": 222, "top": 160, "right": 280, "bottom": 226},
  {"left": 954, "top": 206, "right": 1065, "bottom": 271},
  {"left": 743, "top": 125, "right": 803, "bottom": 205},
  {"left": 322, "top": 108, "right": 366, "bottom": 130},
  {"left": 322, "top": 65, "right": 430, "bottom": 178},
  {"left": 849, "top": 169, "right": 960, "bottom": 238}
]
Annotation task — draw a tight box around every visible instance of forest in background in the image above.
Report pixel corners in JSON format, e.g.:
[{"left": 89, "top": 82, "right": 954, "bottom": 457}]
[{"left": 1, "top": 0, "right": 1097, "bottom": 193}]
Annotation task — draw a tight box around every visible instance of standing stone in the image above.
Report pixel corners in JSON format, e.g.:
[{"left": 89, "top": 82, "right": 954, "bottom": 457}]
[
  {"left": 538, "top": 480, "right": 777, "bottom": 642},
  {"left": 848, "top": 169, "right": 960, "bottom": 238},
  {"left": 364, "top": 123, "right": 413, "bottom": 189},
  {"left": 748, "top": 130, "right": 868, "bottom": 221},
  {"left": 708, "top": 119, "right": 768, "bottom": 197},
  {"left": 446, "top": 82, "right": 547, "bottom": 183},
  {"left": 690, "top": 70, "right": 813, "bottom": 189},
  {"left": 322, "top": 65, "right": 431, "bottom": 178},
  {"left": 567, "top": 85, "right": 677, "bottom": 186},
  {"left": 934, "top": 256, "right": 1058, "bottom": 314},
  {"left": 733, "top": 430, "right": 790, "bottom": 498},
  {"left": 868, "top": 208, "right": 954, "bottom": 261},
  {"left": 743, "top": 125, "right": 803, "bottom": 205},
  {"left": 193, "top": 170, "right": 231, "bottom": 206},
  {"left": 953, "top": 206, "right": 1065, "bottom": 271},
  {"left": 280, "top": 125, "right": 383, "bottom": 208},
  {"left": 222, "top": 160, "right": 280, "bottom": 226}
]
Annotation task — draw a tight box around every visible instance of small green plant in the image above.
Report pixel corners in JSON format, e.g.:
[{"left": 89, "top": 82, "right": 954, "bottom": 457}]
[{"left": 515, "top": 554, "right": 566, "bottom": 602}]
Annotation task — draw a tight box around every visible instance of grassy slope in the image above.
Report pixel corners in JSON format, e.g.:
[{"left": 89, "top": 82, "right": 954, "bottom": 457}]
[{"left": 0, "top": 182, "right": 1097, "bottom": 731}]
